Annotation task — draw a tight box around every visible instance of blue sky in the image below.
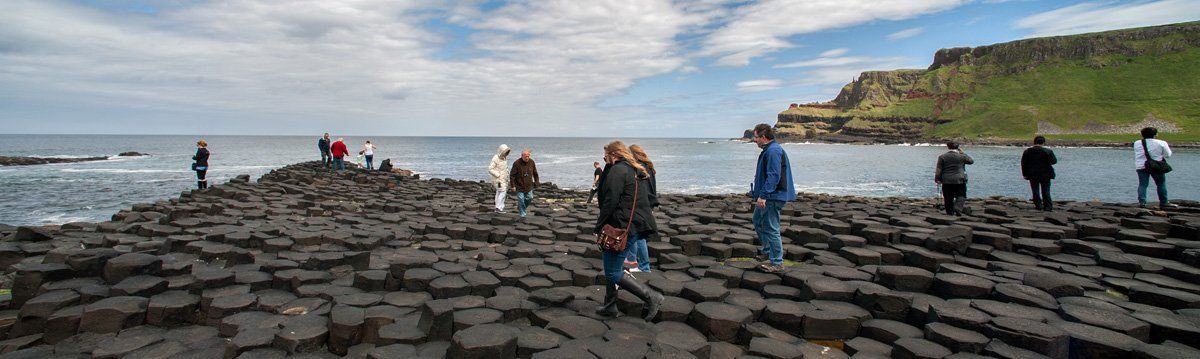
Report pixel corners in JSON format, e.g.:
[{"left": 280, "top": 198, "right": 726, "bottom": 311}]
[{"left": 1, "top": 0, "right": 1198, "bottom": 137}]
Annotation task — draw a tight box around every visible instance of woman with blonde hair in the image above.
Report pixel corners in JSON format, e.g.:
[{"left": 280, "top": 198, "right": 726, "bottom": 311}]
[
  {"left": 624, "top": 144, "right": 659, "bottom": 272},
  {"left": 192, "top": 140, "right": 209, "bottom": 189},
  {"left": 594, "top": 141, "right": 662, "bottom": 320}
]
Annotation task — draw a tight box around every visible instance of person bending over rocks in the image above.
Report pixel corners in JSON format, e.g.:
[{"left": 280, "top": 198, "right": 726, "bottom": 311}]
[
  {"left": 624, "top": 144, "right": 659, "bottom": 273},
  {"left": 749, "top": 124, "right": 795, "bottom": 273},
  {"left": 1021, "top": 136, "right": 1057, "bottom": 211},
  {"left": 594, "top": 140, "right": 663, "bottom": 320},
  {"left": 509, "top": 149, "right": 539, "bottom": 217},
  {"left": 488, "top": 144, "right": 512, "bottom": 213},
  {"left": 192, "top": 140, "right": 209, "bottom": 189},
  {"left": 936, "top": 141, "right": 973, "bottom": 216},
  {"left": 330, "top": 138, "right": 348, "bottom": 171}
]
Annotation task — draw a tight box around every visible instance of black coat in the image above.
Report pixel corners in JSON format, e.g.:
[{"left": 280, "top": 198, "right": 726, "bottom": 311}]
[
  {"left": 318, "top": 138, "right": 330, "bottom": 152},
  {"left": 595, "top": 160, "right": 657, "bottom": 237},
  {"left": 1021, "top": 146, "right": 1057, "bottom": 181},
  {"left": 192, "top": 148, "right": 209, "bottom": 167}
]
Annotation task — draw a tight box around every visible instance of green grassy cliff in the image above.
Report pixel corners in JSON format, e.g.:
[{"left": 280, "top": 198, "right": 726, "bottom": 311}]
[{"left": 769, "top": 22, "right": 1200, "bottom": 144}]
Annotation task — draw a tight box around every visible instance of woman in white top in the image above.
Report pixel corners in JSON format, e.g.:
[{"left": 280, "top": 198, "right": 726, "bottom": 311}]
[
  {"left": 1133, "top": 127, "right": 1173, "bottom": 208},
  {"left": 360, "top": 140, "right": 377, "bottom": 170}
]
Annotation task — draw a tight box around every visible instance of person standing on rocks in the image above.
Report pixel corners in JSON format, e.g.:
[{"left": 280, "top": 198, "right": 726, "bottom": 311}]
[
  {"left": 192, "top": 140, "right": 209, "bottom": 189},
  {"left": 509, "top": 149, "right": 539, "bottom": 217},
  {"left": 935, "top": 142, "right": 973, "bottom": 216},
  {"left": 750, "top": 124, "right": 795, "bottom": 273},
  {"left": 1021, "top": 136, "right": 1057, "bottom": 211},
  {"left": 360, "top": 140, "right": 376, "bottom": 170},
  {"left": 330, "top": 138, "right": 348, "bottom": 171},
  {"left": 489, "top": 144, "right": 512, "bottom": 213},
  {"left": 625, "top": 144, "right": 659, "bottom": 273},
  {"left": 1134, "top": 127, "right": 1174, "bottom": 208},
  {"left": 595, "top": 140, "right": 663, "bottom": 320},
  {"left": 318, "top": 133, "right": 331, "bottom": 169},
  {"left": 586, "top": 161, "right": 602, "bottom": 204}
]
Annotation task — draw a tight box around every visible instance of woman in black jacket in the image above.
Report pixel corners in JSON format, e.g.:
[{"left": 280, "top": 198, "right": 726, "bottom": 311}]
[
  {"left": 594, "top": 141, "right": 663, "bottom": 320},
  {"left": 1021, "top": 136, "right": 1057, "bottom": 211},
  {"left": 624, "top": 144, "right": 659, "bottom": 272},
  {"left": 193, "top": 140, "right": 210, "bottom": 189}
]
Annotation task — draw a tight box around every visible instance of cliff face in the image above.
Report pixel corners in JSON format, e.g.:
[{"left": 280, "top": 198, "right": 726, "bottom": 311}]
[{"left": 758, "top": 21, "right": 1200, "bottom": 143}]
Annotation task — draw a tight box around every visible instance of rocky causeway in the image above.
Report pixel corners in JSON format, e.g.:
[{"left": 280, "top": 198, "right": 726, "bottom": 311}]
[{"left": 1, "top": 161, "right": 1199, "bottom": 358}]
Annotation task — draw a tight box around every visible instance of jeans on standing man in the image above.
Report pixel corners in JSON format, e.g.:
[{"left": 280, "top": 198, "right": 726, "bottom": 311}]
[
  {"left": 749, "top": 124, "right": 796, "bottom": 273},
  {"left": 1137, "top": 169, "right": 1168, "bottom": 207},
  {"left": 365, "top": 155, "right": 374, "bottom": 170},
  {"left": 332, "top": 157, "right": 345, "bottom": 171},
  {"left": 516, "top": 190, "right": 534, "bottom": 217},
  {"left": 753, "top": 200, "right": 785, "bottom": 265}
]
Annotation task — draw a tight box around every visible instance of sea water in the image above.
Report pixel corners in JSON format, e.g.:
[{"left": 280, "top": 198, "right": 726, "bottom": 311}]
[{"left": 0, "top": 134, "right": 1195, "bottom": 226}]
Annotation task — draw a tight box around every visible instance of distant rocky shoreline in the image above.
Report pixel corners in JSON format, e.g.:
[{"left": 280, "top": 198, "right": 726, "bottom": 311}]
[
  {"left": 1, "top": 161, "right": 1199, "bottom": 358},
  {"left": 0, "top": 152, "right": 147, "bottom": 167},
  {"left": 733, "top": 135, "right": 1200, "bottom": 148}
]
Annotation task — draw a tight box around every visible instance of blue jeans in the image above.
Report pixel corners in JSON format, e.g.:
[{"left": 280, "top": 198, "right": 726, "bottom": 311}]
[
  {"left": 1137, "top": 169, "right": 1168, "bottom": 206},
  {"left": 332, "top": 157, "right": 345, "bottom": 171},
  {"left": 365, "top": 155, "right": 374, "bottom": 170},
  {"left": 624, "top": 238, "right": 651, "bottom": 271},
  {"left": 602, "top": 232, "right": 641, "bottom": 284},
  {"left": 516, "top": 191, "right": 534, "bottom": 217},
  {"left": 753, "top": 200, "right": 784, "bottom": 265}
]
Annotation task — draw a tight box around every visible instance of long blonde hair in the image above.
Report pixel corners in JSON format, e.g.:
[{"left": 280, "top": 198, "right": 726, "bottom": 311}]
[
  {"left": 604, "top": 141, "right": 647, "bottom": 177},
  {"left": 628, "top": 144, "right": 655, "bottom": 176}
]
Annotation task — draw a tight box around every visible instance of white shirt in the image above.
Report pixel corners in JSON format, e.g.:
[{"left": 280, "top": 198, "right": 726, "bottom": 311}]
[
  {"left": 362, "top": 143, "right": 375, "bottom": 156},
  {"left": 1133, "top": 138, "right": 1171, "bottom": 170}
]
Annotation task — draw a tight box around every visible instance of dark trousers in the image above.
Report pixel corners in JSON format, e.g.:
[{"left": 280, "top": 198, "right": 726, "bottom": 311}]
[
  {"left": 942, "top": 183, "right": 966, "bottom": 215},
  {"left": 321, "top": 150, "right": 332, "bottom": 168},
  {"left": 196, "top": 170, "right": 207, "bottom": 189},
  {"left": 586, "top": 187, "right": 597, "bottom": 203},
  {"left": 1029, "top": 179, "right": 1052, "bottom": 210}
]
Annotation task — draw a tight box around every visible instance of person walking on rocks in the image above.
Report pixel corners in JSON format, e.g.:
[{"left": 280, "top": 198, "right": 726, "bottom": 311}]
[
  {"left": 935, "top": 142, "right": 973, "bottom": 216},
  {"left": 318, "top": 133, "right": 331, "bottom": 169},
  {"left": 1134, "top": 127, "right": 1174, "bottom": 208},
  {"left": 192, "top": 140, "right": 210, "bottom": 189},
  {"left": 509, "top": 149, "right": 540, "bottom": 217},
  {"left": 586, "top": 161, "right": 602, "bottom": 204},
  {"left": 360, "top": 140, "right": 376, "bottom": 170},
  {"left": 489, "top": 144, "right": 512, "bottom": 213},
  {"left": 750, "top": 124, "right": 795, "bottom": 273},
  {"left": 330, "top": 138, "right": 348, "bottom": 171},
  {"left": 625, "top": 144, "right": 659, "bottom": 273},
  {"left": 595, "top": 140, "right": 663, "bottom": 320},
  {"left": 1021, "top": 136, "right": 1057, "bottom": 211}
]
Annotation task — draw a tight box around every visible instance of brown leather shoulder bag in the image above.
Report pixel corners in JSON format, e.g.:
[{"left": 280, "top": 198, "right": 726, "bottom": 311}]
[{"left": 598, "top": 178, "right": 638, "bottom": 252}]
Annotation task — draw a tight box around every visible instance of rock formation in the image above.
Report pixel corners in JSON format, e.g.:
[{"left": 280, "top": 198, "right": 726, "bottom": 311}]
[
  {"left": 1, "top": 161, "right": 1199, "bottom": 358},
  {"left": 0, "top": 152, "right": 146, "bottom": 167}
]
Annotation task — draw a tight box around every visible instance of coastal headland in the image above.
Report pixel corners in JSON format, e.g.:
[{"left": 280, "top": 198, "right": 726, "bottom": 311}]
[{"left": 1, "top": 161, "right": 1199, "bottom": 358}]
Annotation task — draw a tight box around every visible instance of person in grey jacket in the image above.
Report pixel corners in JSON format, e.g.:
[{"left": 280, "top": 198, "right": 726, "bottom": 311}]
[{"left": 935, "top": 142, "right": 974, "bottom": 216}]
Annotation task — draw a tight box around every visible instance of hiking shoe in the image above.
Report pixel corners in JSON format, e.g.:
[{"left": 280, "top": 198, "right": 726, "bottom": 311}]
[
  {"left": 628, "top": 268, "right": 642, "bottom": 273},
  {"left": 758, "top": 263, "right": 784, "bottom": 273}
]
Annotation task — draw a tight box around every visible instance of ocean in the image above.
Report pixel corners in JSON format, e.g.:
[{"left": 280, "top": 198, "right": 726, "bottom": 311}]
[{"left": 0, "top": 135, "right": 1195, "bottom": 226}]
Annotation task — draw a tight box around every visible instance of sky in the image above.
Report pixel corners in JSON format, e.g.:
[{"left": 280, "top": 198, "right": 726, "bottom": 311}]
[{"left": 2, "top": 0, "right": 1198, "bottom": 137}]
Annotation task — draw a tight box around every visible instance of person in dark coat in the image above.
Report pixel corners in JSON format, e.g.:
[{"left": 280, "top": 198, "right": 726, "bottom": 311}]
[
  {"left": 1021, "top": 136, "right": 1058, "bottom": 211},
  {"left": 318, "top": 133, "right": 331, "bottom": 168},
  {"left": 624, "top": 144, "right": 659, "bottom": 273},
  {"left": 192, "top": 140, "right": 210, "bottom": 189},
  {"left": 935, "top": 142, "right": 974, "bottom": 216},
  {"left": 509, "top": 149, "right": 540, "bottom": 217},
  {"left": 750, "top": 124, "right": 796, "bottom": 273},
  {"left": 594, "top": 140, "right": 662, "bottom": 320}
]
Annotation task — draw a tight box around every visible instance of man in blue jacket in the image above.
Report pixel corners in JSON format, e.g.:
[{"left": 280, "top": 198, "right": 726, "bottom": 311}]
[{"left": 751, "top": 124, "right": 796, "bottom": 273}]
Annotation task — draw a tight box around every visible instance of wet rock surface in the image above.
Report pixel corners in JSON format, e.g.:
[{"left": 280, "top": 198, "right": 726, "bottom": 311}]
[{"left": 2, "top": 161, "right": 1200, "bottom": 358}]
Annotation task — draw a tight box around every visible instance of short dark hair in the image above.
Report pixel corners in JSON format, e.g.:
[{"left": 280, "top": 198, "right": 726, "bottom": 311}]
[
  {"left": 1141, "top": 127, "right": 1157, "bottom": 139},
  {"left": 753, "top": 124, "right": 775, "bottom": 140},
  {"left": 1034, "top": 136, "right": 1046, "bottom": 145},
  {"left": 593, "top": 161, "right": 599, "bottom": 165},
  {"left": 946, "top": 141, "right": 959, "bottom": 150}
]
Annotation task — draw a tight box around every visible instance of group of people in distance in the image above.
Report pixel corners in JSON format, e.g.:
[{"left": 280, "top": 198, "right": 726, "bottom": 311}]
[
  {"left": 317, "top": 133, "right": 378, "bottom": 171},
  {"left": 488, "top": 145, "right": 541, "bottom": 218},
  {"left": 936, "top": 126, "right": 1175, "bottom": 216}
]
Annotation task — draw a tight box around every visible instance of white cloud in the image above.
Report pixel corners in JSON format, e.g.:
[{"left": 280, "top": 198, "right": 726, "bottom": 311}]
[
  {"left": 1015, "top": 0, "right": 1200, "bottom": 37},
  {"left": 820, "top": 48, "right": 850, "bottom": 57},
  {"left": 700, "top": 0, "right": 966, "bottom": 66},
  {"left": 887, "top": 27, "right": 924, "bottom": 40},
  {"left": 774, "top": 49, "right": 915, "bottom": 86},
  {"left": 737, "top": 79, "right": 784, "bottom": 92}
]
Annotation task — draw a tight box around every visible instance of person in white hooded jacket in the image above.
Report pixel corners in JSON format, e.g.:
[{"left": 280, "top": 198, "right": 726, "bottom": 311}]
[{"left": 489, "top": 144, "right": 512, "bottom": 212}]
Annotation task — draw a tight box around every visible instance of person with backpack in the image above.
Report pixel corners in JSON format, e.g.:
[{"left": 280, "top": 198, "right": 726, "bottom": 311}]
[
  {"left": 935, "top": 142, "right": 973, "bottom": 216},
  {"left": 192, "top": 140, "right": 209, "bottom": 189},
  {"left": 1134, "top": 127, "right": 1174, "bottom": 208},
  {"left": 1021, "top": 136, "right": 1057, "bottom": 211},
  {"left": 594, "top": 140, "right": 662, "bottom": 320},
  {"left": 750, "top": 124, "right": 795, "bottom": 273}
]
